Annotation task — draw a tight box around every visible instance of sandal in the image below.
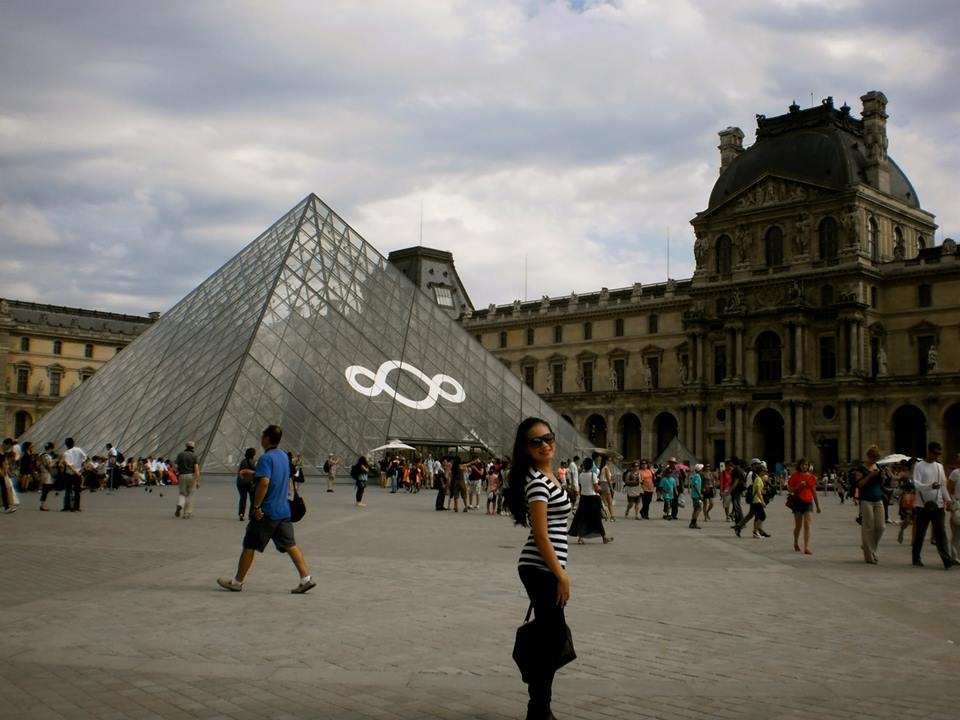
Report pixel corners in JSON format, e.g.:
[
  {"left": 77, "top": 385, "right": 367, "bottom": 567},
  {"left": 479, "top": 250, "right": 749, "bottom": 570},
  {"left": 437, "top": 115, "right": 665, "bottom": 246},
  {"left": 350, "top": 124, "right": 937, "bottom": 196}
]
[{"left": 577, "top": 538, "right": 585, "bottom": 545}]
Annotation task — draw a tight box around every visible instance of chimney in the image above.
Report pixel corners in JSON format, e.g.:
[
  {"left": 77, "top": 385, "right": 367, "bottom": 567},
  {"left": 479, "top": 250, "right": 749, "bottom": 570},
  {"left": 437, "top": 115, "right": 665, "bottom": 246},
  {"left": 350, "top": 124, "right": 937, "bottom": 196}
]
[
  {"left": 860, "top": 91, "right": 890, "bottom": 194},
  {"left": 718, "top": 127, "right": 744, "bottom": 174}
]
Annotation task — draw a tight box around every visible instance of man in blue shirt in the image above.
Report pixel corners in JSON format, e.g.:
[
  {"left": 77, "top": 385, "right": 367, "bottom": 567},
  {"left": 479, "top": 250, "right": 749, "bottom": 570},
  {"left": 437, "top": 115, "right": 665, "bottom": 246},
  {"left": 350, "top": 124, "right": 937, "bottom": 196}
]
[{"left": 217, "top": 425, "right": 316, "bottom": 594}]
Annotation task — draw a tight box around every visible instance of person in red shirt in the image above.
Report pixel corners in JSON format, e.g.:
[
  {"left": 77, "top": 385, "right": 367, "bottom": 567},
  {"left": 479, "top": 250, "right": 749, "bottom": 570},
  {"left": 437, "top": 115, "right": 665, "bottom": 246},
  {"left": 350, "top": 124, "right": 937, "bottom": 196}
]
[
  {"left": 718, "top": 463, "right": 733, "bottom": 522},
  {"left": 787, "top": 458, "right": 821, "bottom": 554}
]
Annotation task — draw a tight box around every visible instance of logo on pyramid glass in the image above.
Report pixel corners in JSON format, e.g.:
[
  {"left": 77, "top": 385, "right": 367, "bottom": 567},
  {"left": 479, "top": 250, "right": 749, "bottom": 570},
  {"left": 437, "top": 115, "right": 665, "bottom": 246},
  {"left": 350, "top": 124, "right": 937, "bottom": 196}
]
[{"left": 345, "top": 360, "right": 466, "bottom": 411}]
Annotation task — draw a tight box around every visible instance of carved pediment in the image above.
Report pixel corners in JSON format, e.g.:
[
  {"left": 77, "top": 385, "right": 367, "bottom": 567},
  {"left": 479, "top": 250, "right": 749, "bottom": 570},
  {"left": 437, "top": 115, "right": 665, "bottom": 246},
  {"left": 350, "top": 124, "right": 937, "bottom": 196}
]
[{"left": 703, "top": 175, "right": 834, "bottom": 220}]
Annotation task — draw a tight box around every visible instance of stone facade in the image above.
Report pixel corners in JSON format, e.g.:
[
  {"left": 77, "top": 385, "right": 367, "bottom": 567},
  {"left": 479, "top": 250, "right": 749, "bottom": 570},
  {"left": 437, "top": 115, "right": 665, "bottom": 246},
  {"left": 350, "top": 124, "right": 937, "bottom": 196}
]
[
  {"left": 459, "top": 93, "right": 960, "bottom": 471},
  {"left": 0, "top": 299, "right": 155, "bottom": 439}
]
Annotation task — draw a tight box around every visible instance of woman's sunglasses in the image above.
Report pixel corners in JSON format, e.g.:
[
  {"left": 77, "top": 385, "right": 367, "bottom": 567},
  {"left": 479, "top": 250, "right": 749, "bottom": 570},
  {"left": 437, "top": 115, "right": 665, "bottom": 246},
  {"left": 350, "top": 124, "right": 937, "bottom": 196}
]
[{"left": 528, "top": 433, "right": 556, "bottom": 448}]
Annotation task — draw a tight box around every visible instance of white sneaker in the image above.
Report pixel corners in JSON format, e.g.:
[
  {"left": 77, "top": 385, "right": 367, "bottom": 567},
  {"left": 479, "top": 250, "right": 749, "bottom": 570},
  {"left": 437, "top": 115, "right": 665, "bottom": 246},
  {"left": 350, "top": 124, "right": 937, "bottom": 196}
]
[
  {"left": 216, "top": 577, "right": 242, "bottom": 592},
  {"left": 752, "top": 531, "right": 762, "bottom": 538}
]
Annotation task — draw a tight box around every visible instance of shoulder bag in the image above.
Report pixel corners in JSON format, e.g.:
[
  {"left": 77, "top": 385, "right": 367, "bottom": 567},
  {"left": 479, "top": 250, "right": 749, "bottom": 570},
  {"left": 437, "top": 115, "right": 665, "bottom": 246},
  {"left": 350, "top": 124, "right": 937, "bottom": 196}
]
[
  {"left": 289, "top": 485, "right": 306, "bottom": 522},
  {"left": 513, "top": 602, "right": 576, "bottom": 684}
]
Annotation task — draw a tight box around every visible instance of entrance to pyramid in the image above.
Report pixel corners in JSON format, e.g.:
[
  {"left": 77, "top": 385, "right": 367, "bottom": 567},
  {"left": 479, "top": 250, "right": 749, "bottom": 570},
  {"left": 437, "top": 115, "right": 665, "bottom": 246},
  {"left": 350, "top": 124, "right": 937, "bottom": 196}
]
[{"left": 21, "top": 195, "right": 587, "bottom": 473}]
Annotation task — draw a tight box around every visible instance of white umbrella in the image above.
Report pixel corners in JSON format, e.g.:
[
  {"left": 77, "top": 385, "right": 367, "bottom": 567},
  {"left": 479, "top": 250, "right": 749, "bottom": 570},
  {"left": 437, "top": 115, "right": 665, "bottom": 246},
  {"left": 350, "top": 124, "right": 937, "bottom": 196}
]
[
  {"left": 877, "top": 453, "right": 912, "bottom": 465},
  {"left": 369, "top": 439, "right": 416, "bottom": 454}
]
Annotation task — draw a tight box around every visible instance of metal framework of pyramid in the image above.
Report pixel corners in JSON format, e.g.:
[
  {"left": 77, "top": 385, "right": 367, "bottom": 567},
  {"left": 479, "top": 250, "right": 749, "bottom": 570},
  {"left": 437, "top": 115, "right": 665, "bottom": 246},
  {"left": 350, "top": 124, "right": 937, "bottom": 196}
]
[{"left": 22, "top": 194, "right": 587, "bottom": 473}]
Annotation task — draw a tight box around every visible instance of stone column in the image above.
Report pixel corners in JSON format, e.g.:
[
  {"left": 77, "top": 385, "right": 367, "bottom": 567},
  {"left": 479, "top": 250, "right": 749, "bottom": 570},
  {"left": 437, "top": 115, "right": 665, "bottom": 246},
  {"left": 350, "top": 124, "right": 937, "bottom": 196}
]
[
  {"left": 698, "top": 405, "right": 707, "bottom": 460},
  {"left": 735, "top": 404, "right": 747, "bottom": 459},
  {"left": 696, "top": 333, "right": 705, "bottom": 383},
  {"left": 795, "top": 402, "right": 806, "bottom": 462},
  {"left": 848, "top": 321, "right": 856, "bottom": 375},
  {"left": 683, "top": 405, "right": 693, "bottom": 452},
  {"left": 640, "top": 411, "right": 652, "bottom": 460},
  {"left": 839, "top": 402, "right": 849, "bottom": 463},
  {"left": 850, "top": 402, "right": 861, "bottom": 461},
  {"left": 725, "top": 404, "right": 734, "bottom": 461},
  {"left": 726, "top": 330, "right": 735, "bottom": 380},
  {"left": 784, "top": 402, "right": 794, "bottom": 462},
  {"left": 736, "top": 329, "right": 745, "bottom": 381},
  {"left": 795, "top": 324, "right": 805, "bottom": 377}
]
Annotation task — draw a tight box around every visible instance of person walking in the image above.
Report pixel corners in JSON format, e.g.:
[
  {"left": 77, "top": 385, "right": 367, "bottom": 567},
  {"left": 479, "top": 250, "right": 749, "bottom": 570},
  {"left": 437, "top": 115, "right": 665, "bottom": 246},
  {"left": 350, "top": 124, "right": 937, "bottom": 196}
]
[
  {"left": 853, "top": 445, "right": 886, "bottom": 564},
  {"left": 434, "top": 457, "right": 448, "bottom": 511},
  {"left": 732, "top": 459, "right": 762, "bottom": 537},
  {"left": 568, "top": 458, "right": 612, "bottom": 544},
  {"left": 217, "top": 424, "right": 316, "bottom": 593},
  {"left": 504, "top": 418, "right": 573, "bottom": 720},
  {"left": 450, "top": 457, "right": 468, "bottom": 512},
  {"left": 60, "top": 437, "right": 86, "bottom": 513},
  {"left": 174, "top": 441, "right": 200, "bottom": 518},
  {"left": 38, "top": 442, "right": 57, "bottom": 511},
  {"left": 911, "top": 441, "right": 956, "bottom": 569},
  {"left": 719, "top": 462, "right": 733, "bottom": 522},
  {"left": 236, "top": 447, "right": 257, "bottom": 521},
  {"left": 701, "top": 463, "right": 716, "bottom": 522},
  {"left": 787, "top": 458, "right": 820, "bottom": 554},
  {"left": 948, "top": 454, "right": 960, "bottom": 561},
  {"left": 748, "top": 463, "right": 771, "bottom": 538},
  {"left": 352, "top": 456, "right": 369, "bottom": 507},
  {"left": 623, "top": 461, "right": 642, "bottom": 519},
  {"left": 688, "top": 464, "right": 703, "bottom": 529},
  {"left": 638, "top": 460, "right": 655, "bottom": 519},
  {"left": 597, "top": 456, "right": 615, "bottom": 522}
]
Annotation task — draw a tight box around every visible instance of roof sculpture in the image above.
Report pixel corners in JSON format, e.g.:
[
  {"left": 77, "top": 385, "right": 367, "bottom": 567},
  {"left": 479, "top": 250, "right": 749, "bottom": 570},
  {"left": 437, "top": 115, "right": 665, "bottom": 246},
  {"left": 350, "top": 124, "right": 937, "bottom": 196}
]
[{"left": 21, "top": 194, "right": 587, "bottom": 471}]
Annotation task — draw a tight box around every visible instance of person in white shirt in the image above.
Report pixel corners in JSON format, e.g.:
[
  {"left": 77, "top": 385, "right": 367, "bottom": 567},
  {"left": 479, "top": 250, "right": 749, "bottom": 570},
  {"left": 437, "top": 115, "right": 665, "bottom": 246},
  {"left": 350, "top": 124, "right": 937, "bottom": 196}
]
[
  {"left": 911, "top": 441, "right": 955, "bottom": 569},
  {"left": 946, "top": 452, "right": 960, "bottom": 562},
  {"left": 60, "top": 437, "right": 87, "bottom": 512}
]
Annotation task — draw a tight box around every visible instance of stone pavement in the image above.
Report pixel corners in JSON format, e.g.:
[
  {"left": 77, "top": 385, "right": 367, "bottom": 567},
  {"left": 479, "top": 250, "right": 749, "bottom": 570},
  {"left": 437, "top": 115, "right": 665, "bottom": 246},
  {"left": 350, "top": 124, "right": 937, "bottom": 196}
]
[{"left": 1, "top": 480, "right": 958, "bottom": 720}]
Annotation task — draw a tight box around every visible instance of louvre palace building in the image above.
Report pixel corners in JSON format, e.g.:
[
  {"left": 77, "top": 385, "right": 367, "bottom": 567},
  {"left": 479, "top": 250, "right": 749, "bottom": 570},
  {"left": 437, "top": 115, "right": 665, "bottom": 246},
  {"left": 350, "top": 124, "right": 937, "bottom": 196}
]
[{"left": 457, "top": 92, "right": 960, "bottom": 471}]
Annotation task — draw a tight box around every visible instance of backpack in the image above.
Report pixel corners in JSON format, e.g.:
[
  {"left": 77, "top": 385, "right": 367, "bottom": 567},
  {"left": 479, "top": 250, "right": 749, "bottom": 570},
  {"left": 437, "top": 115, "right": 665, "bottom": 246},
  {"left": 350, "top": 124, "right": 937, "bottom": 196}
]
[
  {"left": 323, "top": 460, "right": 331, "bottom": 473},
  {"left": 115, "top": 451, "right": 125, "bottom": 465}
]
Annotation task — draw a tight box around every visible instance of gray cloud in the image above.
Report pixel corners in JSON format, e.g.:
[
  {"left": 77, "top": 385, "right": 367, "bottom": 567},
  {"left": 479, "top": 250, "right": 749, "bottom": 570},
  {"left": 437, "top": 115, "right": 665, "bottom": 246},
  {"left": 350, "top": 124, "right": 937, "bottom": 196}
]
[{"left": 1, "top": 0, "right": 957, "bottom": 315}]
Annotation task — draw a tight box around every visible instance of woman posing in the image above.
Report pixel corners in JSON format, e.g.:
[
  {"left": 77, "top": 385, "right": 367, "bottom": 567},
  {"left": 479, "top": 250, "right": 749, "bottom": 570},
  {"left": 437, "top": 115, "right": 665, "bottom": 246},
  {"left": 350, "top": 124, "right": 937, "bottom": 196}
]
[
  {"left": 597, "top": 456, "right": 615, "bottom": 522},
  {"left": 505, "top": 418, "right": 573, "bottom": 720},
  {"left": 787, "top": 459, "right": 820, "bottom": 554}
]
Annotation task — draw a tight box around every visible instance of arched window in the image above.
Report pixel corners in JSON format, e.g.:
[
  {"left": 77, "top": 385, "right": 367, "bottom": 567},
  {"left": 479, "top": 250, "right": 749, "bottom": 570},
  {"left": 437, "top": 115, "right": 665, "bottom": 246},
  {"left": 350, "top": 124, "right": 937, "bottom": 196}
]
[
  {"left": 917, "top": 234, "right": 926, "bottom": 251},
  {"left": 19, "top": 337, "right": 30, "bottom": 352},
  {"left": 818, "top": 217, "right": 839, "bottom": 261},
  {"left": 715, "top": 235, "right": 732, "bottom": 275},
  {"left": 756, "top": 331, "right": 782, "bottom": 384},
  {"left": 867, "top": 216, "right": 879, "bottom": 261},
  {"left": 764, "top": 226, "right": 783, "bottom": 267}
]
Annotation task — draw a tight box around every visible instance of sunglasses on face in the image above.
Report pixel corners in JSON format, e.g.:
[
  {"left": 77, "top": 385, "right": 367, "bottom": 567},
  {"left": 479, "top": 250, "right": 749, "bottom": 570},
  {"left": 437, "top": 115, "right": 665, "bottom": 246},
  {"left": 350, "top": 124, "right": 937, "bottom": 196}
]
[{"left": 528, "top": 433, "right": 556, "bottom": 448}]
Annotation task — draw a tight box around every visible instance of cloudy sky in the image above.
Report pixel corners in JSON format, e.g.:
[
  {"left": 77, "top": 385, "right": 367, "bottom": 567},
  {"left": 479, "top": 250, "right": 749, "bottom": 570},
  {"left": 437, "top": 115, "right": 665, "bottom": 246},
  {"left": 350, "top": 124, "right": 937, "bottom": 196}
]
[{"left": 1, "top": 0, "right": 958, "bottom": 315}]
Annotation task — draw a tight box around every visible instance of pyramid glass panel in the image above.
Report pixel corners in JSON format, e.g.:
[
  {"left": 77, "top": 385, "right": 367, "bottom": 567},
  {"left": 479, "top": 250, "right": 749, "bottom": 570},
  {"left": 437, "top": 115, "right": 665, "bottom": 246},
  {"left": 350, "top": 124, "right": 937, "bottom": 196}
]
[{"left": 23, "top": 194, "right": 588, "bottom": 472}]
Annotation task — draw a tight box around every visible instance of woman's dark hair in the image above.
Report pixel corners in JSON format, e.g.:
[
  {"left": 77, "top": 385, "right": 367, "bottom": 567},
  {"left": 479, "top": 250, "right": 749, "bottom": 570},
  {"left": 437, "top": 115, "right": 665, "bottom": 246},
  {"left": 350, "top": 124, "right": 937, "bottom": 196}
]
[
  {"left": 581, "top": 457, "right": 593, "bottom": 471},
  {"left": 244, "top": 447, "right": 256, "bottom": 460},
  {"left": 505, "top": 417, "right": 553, "bottom": 527}
]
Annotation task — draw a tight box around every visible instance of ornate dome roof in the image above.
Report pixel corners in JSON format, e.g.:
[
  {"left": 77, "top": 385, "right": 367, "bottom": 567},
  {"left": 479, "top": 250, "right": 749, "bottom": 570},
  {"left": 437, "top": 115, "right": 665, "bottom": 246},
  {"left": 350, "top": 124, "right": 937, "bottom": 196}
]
[{"left": 708, "top": 99, "right": 919, "bottom": 211}]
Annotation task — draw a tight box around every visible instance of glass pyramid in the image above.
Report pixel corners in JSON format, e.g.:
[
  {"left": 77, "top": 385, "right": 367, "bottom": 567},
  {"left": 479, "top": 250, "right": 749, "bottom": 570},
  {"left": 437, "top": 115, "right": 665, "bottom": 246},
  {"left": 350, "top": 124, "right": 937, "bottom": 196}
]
[{"left": 22, "top": 194, "right": 588, "bottom": 473}]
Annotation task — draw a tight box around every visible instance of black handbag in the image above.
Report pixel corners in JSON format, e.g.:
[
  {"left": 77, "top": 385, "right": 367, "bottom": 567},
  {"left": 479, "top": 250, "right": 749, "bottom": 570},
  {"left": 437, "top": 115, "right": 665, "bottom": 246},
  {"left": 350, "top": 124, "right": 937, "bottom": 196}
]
[
  {"left": 289, "top": 487, "right": 306, "bottom": 523},
  {"left": 512, "top": 603, "right": 576, "bottom": 683}
]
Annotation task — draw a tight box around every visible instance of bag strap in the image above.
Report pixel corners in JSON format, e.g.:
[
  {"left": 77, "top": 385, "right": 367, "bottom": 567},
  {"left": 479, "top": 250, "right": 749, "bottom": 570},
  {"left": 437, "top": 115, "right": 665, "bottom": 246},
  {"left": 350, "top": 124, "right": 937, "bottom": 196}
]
[{"left": 524, "top": 602, "right": 534, "bottom": 623}]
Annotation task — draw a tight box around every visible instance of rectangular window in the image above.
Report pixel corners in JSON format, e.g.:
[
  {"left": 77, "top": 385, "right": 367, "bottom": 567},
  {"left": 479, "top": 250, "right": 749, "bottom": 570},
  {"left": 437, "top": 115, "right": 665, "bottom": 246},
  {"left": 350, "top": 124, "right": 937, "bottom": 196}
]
[
  {"left": 53, "top": 340, "right": 62, "bottom": 355},
  {"left": 714, "top": 344, "right": 727, "bottom": 383},
  {"left": 581, "top": 361, "right": 593, "bottom": 392},
  {"left": 49, "top": 371, "right": 62, "bottom": 397},
  {"left": 20, "top": 337, "right": 30, "bottom": 352},
  {"left": 16, "top": 368, "right": 29, "bottom": 394},
  {"left": 583, "top": 322, "right": 592, "bottom": 340},
  {"left": 499, "top": 331, "right": 507, "bottom": 349},
  {"left": 870, "top": 286, "right": 878, "bottom": 308},
  {"left": 553, "top": 325, "right": 563, "bottom": 343},
  {"left": 647, "top": 357, "right": 660, "bottom": 389},
  {"left": 526, "top": 327, "right": 534, "bottom": 346},
  {"left": 84, "top": 344, "right": 94, "bottom": 359},
  {"left": 918, "top": 284, "right": 932, "bottom": 308},
  {"left": 523, "top": 365, "right": 535, "bottom": 389},
  {"left": 433, "top": 286, "right": 454, "bottom": 307},
  {"left": 648, "top": 314, "right": 659, "bottom": 334},
  {"left": 615, "top": 318, "right": 624, "bottom": 337},
  {"left": 551, "top": 364, "right": 563, "bottom": 394},
  {"left": 613, "top": 358, "right": 625, "bottom": 390},
  {"left": 819, "top": 336, "right": 837, "bottom": 379}
]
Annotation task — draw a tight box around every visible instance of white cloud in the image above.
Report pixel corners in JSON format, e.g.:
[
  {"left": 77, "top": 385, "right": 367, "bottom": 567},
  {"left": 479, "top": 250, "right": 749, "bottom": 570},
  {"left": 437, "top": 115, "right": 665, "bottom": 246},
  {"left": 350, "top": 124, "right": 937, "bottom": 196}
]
[{"left": 0, "top": 0, "right": 956, "bottom": 314}]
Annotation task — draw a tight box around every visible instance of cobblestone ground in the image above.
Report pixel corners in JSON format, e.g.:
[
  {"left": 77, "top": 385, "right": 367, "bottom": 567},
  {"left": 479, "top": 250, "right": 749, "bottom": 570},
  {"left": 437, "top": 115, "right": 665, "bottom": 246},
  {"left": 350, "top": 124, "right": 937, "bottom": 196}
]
[{"left": 1, "top": 480, "right": 957, "bottom": 720}]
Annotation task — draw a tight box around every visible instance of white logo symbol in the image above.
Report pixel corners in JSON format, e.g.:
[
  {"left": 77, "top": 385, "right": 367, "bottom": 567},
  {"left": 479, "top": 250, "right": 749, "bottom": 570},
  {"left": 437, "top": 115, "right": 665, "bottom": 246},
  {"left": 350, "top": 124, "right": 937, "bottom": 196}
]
[{"left": 345, "top": 360, "right": 466, "bottom": 410}]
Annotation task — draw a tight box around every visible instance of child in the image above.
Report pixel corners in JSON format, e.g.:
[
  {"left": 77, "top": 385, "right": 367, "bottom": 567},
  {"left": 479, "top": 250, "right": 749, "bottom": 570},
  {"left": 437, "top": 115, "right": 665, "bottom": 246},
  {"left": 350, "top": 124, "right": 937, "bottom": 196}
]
[{"left": 485, "top": 466, "right": 499, "bottom": 515}]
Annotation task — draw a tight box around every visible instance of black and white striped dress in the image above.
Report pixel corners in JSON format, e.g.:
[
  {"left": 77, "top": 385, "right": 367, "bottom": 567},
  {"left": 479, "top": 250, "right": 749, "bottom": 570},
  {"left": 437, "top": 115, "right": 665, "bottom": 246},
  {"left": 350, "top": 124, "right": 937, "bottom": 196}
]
[{"left": 518, "top": 468, "right": 572, "bottom": 572}]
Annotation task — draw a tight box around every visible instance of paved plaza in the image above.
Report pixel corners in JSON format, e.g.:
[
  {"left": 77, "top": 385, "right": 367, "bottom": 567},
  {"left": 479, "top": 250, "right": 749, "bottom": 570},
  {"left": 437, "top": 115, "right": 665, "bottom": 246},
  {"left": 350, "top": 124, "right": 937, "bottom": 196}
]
[{"left": 1, "top": 480, "right": 958, "bottom": 720}]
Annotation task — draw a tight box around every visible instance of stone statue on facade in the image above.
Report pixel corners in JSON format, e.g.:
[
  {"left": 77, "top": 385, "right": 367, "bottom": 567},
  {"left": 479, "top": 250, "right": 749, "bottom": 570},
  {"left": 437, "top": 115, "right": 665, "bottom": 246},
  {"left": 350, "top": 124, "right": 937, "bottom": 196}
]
[
  {"left": 843, "top": 206, "right": 861, "bottom": 249},
  {"left": 678, "top": 361, "right": 689, "bottom": 385},
  {"left": 734, "top": 225, "right": 751, "bottom": 263},
  {"left": 608, "top": 366, "right": 618, "bottom": 390},
  {"left": 575, "top": 370, "right": 584, "bottom": 390},
  {"left": 793, "top": 213, "right": 811, "bottom": 255},
  {"left": 727, "top": 288, "right": 745, "bottom": 312},
  {"left": 641, "top": 362, "right": 652, "bottom": 389},
  {"left": 876, "top": 345, "right": 888, "bottom": 376},
  {"left": 544, "top": 371, "right": 554, "bottom": 395},
  {"left": 694, "top": 231, "right": 708, "bottom": 269},
  {"left": 928, "top": 344, "right": 938, "bottom": 373}
]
